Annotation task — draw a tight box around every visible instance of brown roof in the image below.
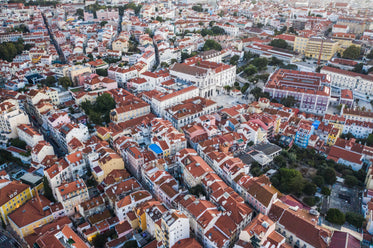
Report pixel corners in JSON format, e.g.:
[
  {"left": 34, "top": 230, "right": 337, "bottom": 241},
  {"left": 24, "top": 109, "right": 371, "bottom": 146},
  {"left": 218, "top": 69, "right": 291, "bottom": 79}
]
[
  {"left": 0, "top": 181, "right": 30, "bottom": 206},
  {"left": 8, "top": 195, "right": 53, "bottom": 228}
]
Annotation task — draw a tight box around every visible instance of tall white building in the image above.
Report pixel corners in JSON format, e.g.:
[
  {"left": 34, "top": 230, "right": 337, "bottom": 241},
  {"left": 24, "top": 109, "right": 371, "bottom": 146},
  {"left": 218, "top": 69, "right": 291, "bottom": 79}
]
[
  {"left": 169, "top": 60, "right": 236, "bottom": 98},
  {"left": 161, "top": 210, "right": 190, "bottom": 248},
  {"left": 321, "top": 66, "right": 373, "bottom": 98},
  {"left": 142, "top": 86, "right": 200, "bottom": 117},
  {"left": 16, "top": 124, "right": 44, "bottom": 147},
  {"left": 0, "top": 99, "right": 30, "bottom": 139}
]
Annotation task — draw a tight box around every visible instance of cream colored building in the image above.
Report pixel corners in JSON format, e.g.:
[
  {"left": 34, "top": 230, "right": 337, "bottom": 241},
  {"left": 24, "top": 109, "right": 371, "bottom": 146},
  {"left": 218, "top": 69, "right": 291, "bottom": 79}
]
[
  {"left": 55, "top": 179, "right": 89, "bottom": 216},
  {"left": 112, "top": 38, "right": 128, "bottom": 52},
  {"left": 110, "top": 103, "right": 150, "bottom": 123},
  {"left": 0, "top": 99, "right": 30, "bottom": 139},
  {"left": 304, "top": 38, "right": 339, "bottom": 61},
  {"left": 62, "top": 65, "right": 92, "bottom": 85},
  {"left": 293, "top": 36, "right": 309, "bottom": 54},
  {"left": 92, "top": 148, "right": 125, "bottom": 183}
]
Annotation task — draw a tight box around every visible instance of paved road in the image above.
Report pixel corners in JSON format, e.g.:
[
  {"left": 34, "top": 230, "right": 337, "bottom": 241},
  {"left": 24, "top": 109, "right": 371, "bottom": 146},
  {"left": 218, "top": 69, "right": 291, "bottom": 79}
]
[
  {"left": 152, "top": 39, "right": 160, "bottom": 71},
  {"left": 42, "top": 13, "right": 66, "bottom": 64}
]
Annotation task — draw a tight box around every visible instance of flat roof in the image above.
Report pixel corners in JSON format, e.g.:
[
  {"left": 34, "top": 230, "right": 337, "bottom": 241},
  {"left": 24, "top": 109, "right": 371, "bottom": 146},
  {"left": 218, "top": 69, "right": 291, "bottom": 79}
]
[
  {"left": 252, "top": 142, "right": 282, "bottom": 156},
  {"left": 20, "top": 172, "right": 43, "bottom": 185}
]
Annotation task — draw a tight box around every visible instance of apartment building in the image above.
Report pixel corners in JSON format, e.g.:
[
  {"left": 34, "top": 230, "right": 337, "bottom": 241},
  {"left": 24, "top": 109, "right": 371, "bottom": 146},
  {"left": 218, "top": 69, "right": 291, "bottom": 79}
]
[
  {"left": 164, "top": 97, "right": 217, "bottom": 129},
  {"left": 55, "top": 179, "right": 89, "bottom": 216},
  {"left": 16, "top": 124, "right": 44, "bottom": 148},
  {"left": 264, "top": 69, "right": 331, "bottom": 115},
  {"left": 0, "top": 181, "right": 33, "bottom": 224},
  {"left": 160, "top": 210, "right": 190, "bottom": 248},
  {"left": 294, "top": 120, "right": 315, "bottom": 148},
  {"left": 8, "top": 195, "right": 64, "bottom": 238},
  {"left": 0, "top": 99, "right": 30, "bottom": 139},
  {"left": 62, "top": 65, "right": 92, "bottom": 85},
  {"left": 321, "top": 66, "right": 373, "bottom": 97},
  {"left": 110, "top": 97, "right": 150, "bottom": 123},
  {"left": 304, "top": 38, "right": 339, "bottom": 61},
  {"left": 142, "top": 86, "right": 200, "bottom": 117}
]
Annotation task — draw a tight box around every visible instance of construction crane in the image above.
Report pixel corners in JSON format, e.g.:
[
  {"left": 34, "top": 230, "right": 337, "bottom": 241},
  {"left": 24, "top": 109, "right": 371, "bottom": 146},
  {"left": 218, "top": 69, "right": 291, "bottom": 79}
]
[{"left": 317, "top": 37, "right": 325, "bottom": 66}]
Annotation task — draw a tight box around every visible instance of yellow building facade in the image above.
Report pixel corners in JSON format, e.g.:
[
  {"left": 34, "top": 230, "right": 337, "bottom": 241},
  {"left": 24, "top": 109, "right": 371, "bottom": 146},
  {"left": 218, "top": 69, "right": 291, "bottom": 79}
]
[
  {"left": 0, "top": 182, "right": 33, "bottom": 224},
  {"left": 304, "top": 38, "right": 339, "bottom": 61}
]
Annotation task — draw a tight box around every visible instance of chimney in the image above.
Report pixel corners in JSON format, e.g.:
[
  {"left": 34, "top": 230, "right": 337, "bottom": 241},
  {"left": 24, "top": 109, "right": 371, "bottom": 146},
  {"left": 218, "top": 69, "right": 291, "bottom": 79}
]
[{"left": 35, "top": 190, "right": 44, "bottom": 216}]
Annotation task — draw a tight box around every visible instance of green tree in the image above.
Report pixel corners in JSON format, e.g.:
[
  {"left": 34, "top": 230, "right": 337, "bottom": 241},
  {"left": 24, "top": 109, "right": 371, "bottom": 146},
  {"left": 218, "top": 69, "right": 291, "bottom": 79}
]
[
  {"left": 244, "top": 64, "right": 257, "bottom": 76},
  {"left": 96, "top": 68, "right": 108, "bottom": 76},
  {"left": 345, "top": 212, "right": 365, "bottom": 228},
  {"left": 352, "top": 63, "right": 364, "bottom": 74},
  {"left": 100, "top": 20, "right": 108, "bottom": 27},
  {"left": 312, "top": 175, "right": 324, "bottom": 187},
  {"left": 43, "top": 176, "right": 56, "bottom": 202},
  {"left": 272, "top": 168, "right": 305, "bottom": 195},
  {"left": 326, "top": 208, "right": 345, "bottom": 225},
  {"left": 229, "top": 55, "right": 240, "bottom": 65},
  {"left": 252, "top": 57, "right": 268, "bottom": 71},
  {"left": 223, "top": 85, "right": 232, "bottom": 92},
  {"left": 210, "top": 26, "right": 226, "bottom": 35},
  {"left": 366, "top": 133, "right": 373, "bottom": 146},
  {"left": 156, "top": 16, "right": 164, "bottom": 22},
  {"left": 44, "top": 76, "right": 56, "bottom": 86},
  {"left": 123, "top": 240, "right": 139, "bottom": 248},
  {"left": 342, "top": 45, "right": 361, "bottom": 60},
  {"left": 243, "top": 51, "right": 254, "bottom": 61},
  {"left": 281, "top": 96, "right": 297, "bottom": 107},
  {"left": 76, "top": 8, "right": 84, "bottom": 20},
  {"left": 58, "top": 76, "right": 73, "bottom": 89},
  {"left": 344, "top": 175, "right": 358, "bottom": 187},
  {"left": 303, "top": 182, "right": 317, "bottom": 196},
  {"left": 241, "top": 83, "right": 249, "bottom": 94},
  {"left": 203, "top": 39, "right": 222, "bottom": 51},
  {"left": 322, "top": 167, "right": 337, "bottom": 185},
  {"left": 0, "top": 39, "right": 28, "bottom": 62},
  {"left": 192, "top": 4, "right": 203, "bottom": 12},
  {"left": 160, "top": 62, "right": 169, "bottom": 68},
  {"left": 251, "top": 87, "right": 270, "bottom": 100},
  {"left": 95, "top": 93, "right": 116, "bottom": 113},
  {"left": 9, "top": 138, "right": 27, "bottom": 150},
  {"left": 190, "top": 184, "right": 205, "bottom": 196},
  {"left": 270, "top": 39, "right": 288, "bottom": 49},
  {"left": 321, "top": 186, "right": 331, "bottom": 196},
  {"left": 289, "top": 26, "right": 297, "bottom": 34},
  {"left": 303, "top": 196, "right": 316, "bottom": 206}
]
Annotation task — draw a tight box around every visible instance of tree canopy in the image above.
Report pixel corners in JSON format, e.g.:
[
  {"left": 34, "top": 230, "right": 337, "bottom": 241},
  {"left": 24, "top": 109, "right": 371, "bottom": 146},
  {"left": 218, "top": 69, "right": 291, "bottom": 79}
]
[
  {"left": 203, "top": 39, "right": 222, "bottom": 51},
  {"left": 201, "top": 26, "right": 226, "bottom": 37},
  {"left": 81, "top": 93, "right": 116, "bottom": 125},
  {"left": 270, "top": 39, "right": 288, "bottom": 49},
  {"left": 252, "top": 57, "right": 268, "bottom": 71},
  {"left": 342, "top": 45, "right": 361, "bottom": 60},
  {"left": 0, "top": 39, "right": 32, "bottom": 62},
  {"left": 345, "top": 212, "right": 364, "bottom": 228},
  {"left": 192, "top": 4, "right": 204, "bottom": 12},
  {"left": 281, "top": 96, "right": 297, "bottom": 107},
  {"left": 272, "top": 168, "right": 305, "bottom": 195},
  {"left": 326, "top": 208, "right": 345, "bottom": 225},
  {"left": 58, "top": 77, "right": 73, "bottom": 89}
]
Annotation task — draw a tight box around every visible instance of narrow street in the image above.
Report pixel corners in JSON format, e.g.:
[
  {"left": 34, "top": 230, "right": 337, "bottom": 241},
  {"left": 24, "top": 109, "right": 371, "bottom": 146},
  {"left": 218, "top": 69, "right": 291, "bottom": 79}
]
[
  {"left": 42, "top": 13, "right": 66, "bottom": 64},
  {"left": 152, "top": 39, "right": 160, "bottom": 71}
]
